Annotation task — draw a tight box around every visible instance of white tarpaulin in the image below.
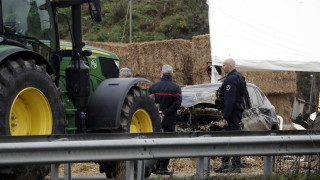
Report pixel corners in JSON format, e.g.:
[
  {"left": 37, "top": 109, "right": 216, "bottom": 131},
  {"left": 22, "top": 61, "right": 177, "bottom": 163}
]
[{"left": 207, "top": 0, "right": 320, "bottom": 72}]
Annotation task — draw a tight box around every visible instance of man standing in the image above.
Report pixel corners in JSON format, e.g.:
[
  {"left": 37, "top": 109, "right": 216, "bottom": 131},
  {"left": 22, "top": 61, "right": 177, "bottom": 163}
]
[
  {"left": 149, "top": 64, "right": 182, "bottom": 175},
  {"left": 214, "top": 58, "right": 244, "bottom": 173},
  {"left": 118, "top": 67, "right": 132, "bottom": 78}
]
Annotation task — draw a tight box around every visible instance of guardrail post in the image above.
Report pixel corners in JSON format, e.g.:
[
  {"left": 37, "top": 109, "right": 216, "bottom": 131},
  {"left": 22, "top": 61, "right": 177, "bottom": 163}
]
[
  {"left": 137, "top": 160, "right": 145, "bottom": 180},
  {"left": 64, "top": 163, "right": 72, "bottom": 180},
  {"left": 126, "top": 160, "right": 135, "bottom": 180},
  {"left": 49, "top": 138, "right": 70, "bottom": 180},
  {"left": 264, "top": 133, "right": 277, "bottom": 180},
  {"left": 50, "top": 164, "right": 59, "bottom": 180},
  {"left": 196, "top": 157, "right": 210, "bottom": 179},
  {"left": 264, "top": 156, "right": 273, "bottom": 180}
]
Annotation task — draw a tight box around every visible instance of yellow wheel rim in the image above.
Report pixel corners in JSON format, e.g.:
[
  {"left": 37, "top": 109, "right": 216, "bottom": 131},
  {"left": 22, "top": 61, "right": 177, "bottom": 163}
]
[
  {"left": 9, "top": 88, "right": 52, "bottom": 135},
  {"left": 130, "top": 109, "right": 153, "bottom": 133}
]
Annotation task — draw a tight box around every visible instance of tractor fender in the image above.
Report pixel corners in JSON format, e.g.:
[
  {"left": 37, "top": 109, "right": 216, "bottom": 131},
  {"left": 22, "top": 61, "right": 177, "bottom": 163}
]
[
  {"left": 86, "top": 78, "right": 150, "bottom": 131},
  {"left": 0, "top": 46, "right": 54, "bottom": 74}
]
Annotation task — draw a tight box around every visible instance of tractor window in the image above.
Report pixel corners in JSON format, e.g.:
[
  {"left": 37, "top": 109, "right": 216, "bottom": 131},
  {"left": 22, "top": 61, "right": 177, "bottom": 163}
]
[
  {"left": 99, "top": 57, "right": 120, "bottom": 79},
  {"left": 1, "top": 0, "right": 57, "bottom": 59}
]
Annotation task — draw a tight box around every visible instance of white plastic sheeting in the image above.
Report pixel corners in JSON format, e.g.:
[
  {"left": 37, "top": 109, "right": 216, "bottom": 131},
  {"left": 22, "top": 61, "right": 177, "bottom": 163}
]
[{"left": 207, "top": 0, "right": 320, "bottom": 72}]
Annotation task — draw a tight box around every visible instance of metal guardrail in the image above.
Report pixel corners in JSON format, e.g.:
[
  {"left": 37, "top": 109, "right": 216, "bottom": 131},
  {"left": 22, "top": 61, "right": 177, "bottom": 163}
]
[
  {"left": 0, "top": 132, "right": 320, "bottom": 180},
  {"left": 0, "top": 130, "right": 317, "bottom": 143},
  {"left": 0, "top": 135, "right": 319, "bottom": 164}
]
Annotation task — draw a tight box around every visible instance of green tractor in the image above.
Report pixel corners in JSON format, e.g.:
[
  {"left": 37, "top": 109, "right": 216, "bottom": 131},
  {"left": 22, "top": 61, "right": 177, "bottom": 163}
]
[{"left": 0, "top": 0, "right": 161, "bottom": 179}]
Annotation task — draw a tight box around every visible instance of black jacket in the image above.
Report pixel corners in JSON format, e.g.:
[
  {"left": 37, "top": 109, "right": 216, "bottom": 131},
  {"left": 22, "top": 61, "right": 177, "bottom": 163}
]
[
  {"left": 220, "top": 69, "right": 243, "bottom": 121},
  {"left": 149, "top": 75, "right": 182, "bottom": 126}
]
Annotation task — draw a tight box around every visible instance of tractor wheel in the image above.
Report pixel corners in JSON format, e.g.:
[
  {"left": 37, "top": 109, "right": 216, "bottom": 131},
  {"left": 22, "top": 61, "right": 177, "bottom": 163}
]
[
  {"left": 99, "top": 87, "right": 161, "bottom": 178},
  {"left": 0, "top": 57, "right": 64, "bottom": 179}
]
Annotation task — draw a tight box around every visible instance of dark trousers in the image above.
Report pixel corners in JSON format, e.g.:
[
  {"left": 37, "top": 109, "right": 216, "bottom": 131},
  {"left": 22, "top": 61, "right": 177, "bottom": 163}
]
[
  {"left": 156, "top": 124, "right": 175, "bottom": 170},
  {"left": 221, "top": 155, "right": 241, "bottom": 167},
  {"left": 221, "top": 111, "right": 242, "bottom": 167}
]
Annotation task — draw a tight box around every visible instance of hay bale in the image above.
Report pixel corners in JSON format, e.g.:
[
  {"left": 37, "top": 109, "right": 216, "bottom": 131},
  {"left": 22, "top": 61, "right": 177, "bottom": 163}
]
[
  {"left": 87, "top": 39, "right": 192, "bottom": 86},
  {"left": 242, "top": 71, "right": 297, "bottom": 94},
  {"left": 85, "top": 41, "right": 127, "bottom": 57},
  {"left": 191, "top": 34, "right": 211, "bottom": 85},
  {"left": 168, "top": 158, "right": 196, "bottom": 173},
  {"left": 133, "top": 39, "right": 191, "bottom": 86},
  {"left": 267, "top": 94, "right": 293, "bottom": 125}
]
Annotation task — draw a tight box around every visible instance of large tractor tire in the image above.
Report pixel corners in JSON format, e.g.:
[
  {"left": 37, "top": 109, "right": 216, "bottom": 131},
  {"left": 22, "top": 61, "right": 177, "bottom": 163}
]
[
  {"left": 0, "top": 57, "right": 65, "bottom": 180},
  {"left": 99, "top": 87, "right": 161, "bottom": 179}
]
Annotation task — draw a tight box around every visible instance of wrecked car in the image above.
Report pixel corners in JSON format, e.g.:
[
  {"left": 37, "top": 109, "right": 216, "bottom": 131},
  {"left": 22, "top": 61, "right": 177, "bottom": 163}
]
[{"left": 177, "top": 83, "right": 280, "bottom": 131}]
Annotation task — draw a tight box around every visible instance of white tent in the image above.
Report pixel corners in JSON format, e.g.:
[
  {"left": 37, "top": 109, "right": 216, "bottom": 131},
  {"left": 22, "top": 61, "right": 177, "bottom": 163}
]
[{"left": 207, "top": 0, "right": 320, "bottom": 72}]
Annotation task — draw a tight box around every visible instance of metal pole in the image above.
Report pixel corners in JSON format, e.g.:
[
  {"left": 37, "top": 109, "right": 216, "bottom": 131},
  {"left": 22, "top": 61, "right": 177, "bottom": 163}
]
[
  {"left": 126, "top": 160, "right": 134, "bottom": 180},
  {"left": 50, "top": 164, "right": 59, "bottom": 180},
  {"left": 264, "top": 133, "right": 276, "bottom": 180},
  {"left": 196, "top": 157, "right": 210, "bottom": 179},
  {"left": 264, "top": 156, "right": 273, "bottom": 180},
  {"left": 64, "top": 163, "right": 72, "bottom": 180},
  {"left": 309, "top": 74, "right": 314, "bottom": 113},
  {"left": 137, "top": 160, "right": 145, "bottom": 180},
  {"left": 129, "top": 0, "right": 132, "bottom": 43},
  {"left": 312, "top": 75, "right": 318, "bottom": 112},
  {"left": 318, "top": 92, "right": 320, "bottom": 112}
]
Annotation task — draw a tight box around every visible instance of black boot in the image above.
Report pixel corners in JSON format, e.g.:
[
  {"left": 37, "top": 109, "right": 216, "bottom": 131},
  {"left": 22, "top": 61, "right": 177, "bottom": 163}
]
[
  {"left": 222, "top": 156, "right": 241, "bottom": 173},
  {"left": 158, "top": 169, "right": 172, "bottom": 175},
  {"left": 151, "top": 160, "right": 161, "bottom": 174},
  {"left": 215, "top": 156, "right": 229, "bottom": 173},
  {"left": 157, "top": 158, "right": 172, "bottom": 175},
  {"left": 214, "top": 164, "right": 228, "bottom": 173},
  {"left": 151, "top": 168, "right": 159, "bottom": 174},
  {"left": 222, "top": 165, "right": 241, "bottom": 173}
]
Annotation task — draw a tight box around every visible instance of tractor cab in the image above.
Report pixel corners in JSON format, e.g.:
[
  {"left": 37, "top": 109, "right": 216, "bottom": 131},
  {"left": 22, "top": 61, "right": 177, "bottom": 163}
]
[{"left": 0, "top": 0, "right": 58, "bottom": 60}]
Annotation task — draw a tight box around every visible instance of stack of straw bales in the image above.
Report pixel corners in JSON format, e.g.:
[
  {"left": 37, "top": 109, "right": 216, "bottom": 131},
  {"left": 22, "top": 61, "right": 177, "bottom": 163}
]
[
  {"left": 86, "top": 34, "right": 296, "bottom": 125},
  {"left": 242, "top": 71, "right": 296, "bottom": 95},
  {"left": 191, "top": 34, "right": 212, "bottom": 84},
  {"left": 87, "top": 39, "right": 192, "bottom": 87}
]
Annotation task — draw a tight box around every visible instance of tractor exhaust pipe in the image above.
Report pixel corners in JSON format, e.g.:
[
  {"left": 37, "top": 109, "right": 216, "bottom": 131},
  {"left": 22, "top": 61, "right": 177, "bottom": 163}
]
[{"left": 66, "top": 4, "right": 90, "bottom": 133}]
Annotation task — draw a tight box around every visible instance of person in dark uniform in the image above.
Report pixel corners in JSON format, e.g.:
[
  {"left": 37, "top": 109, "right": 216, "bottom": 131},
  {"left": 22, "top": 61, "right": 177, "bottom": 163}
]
[
  {"left": 149, "top": 64, "right": 182, "bottom": 175},
  {"left": 214, "top": 58, "right": 244, "bottom": 173}
]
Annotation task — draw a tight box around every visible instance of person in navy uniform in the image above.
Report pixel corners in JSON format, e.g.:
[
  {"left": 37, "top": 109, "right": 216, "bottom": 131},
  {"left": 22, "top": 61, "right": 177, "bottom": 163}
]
[
  {"left": 149, "top": 64, "right": 182, "bottom": 175},
  {"left": 215, "top": 58, "right": 244, "bottom": 173}
]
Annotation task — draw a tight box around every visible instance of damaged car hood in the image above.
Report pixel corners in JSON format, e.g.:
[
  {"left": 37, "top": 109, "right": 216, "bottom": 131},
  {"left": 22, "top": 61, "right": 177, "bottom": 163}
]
[
  {"left": 181, "top": 83, "right": 220, "bottom": 108},
  {"left": 180, "top": 83, "right": 279, "bottom": 131}
]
